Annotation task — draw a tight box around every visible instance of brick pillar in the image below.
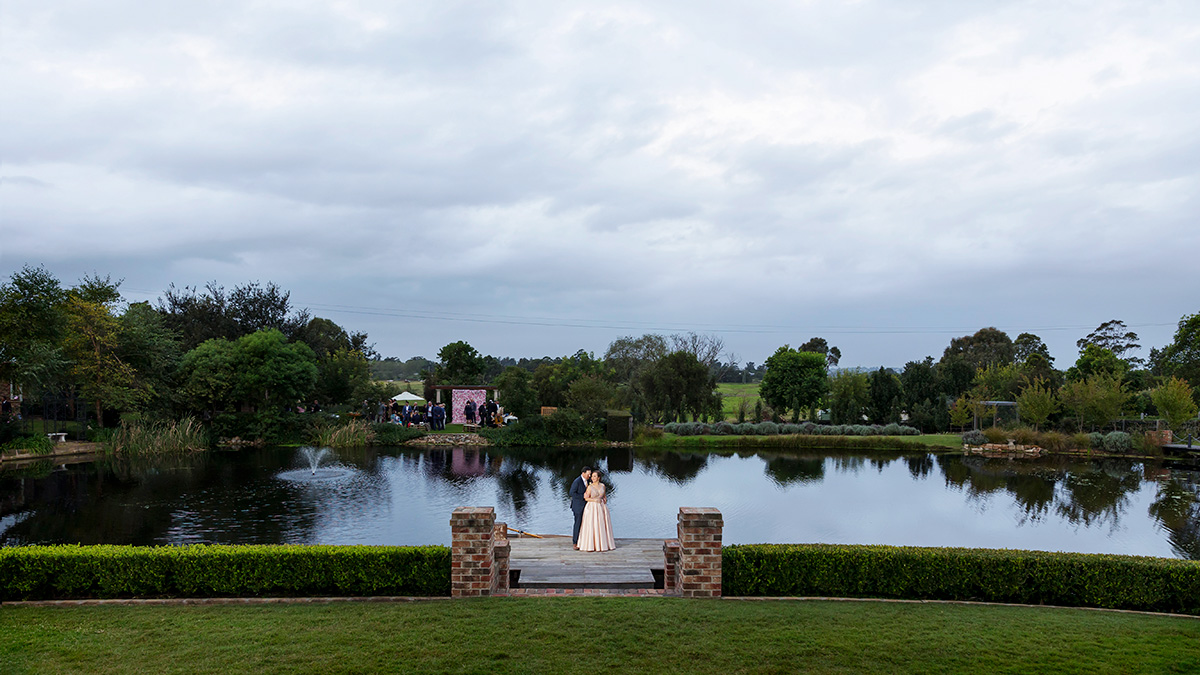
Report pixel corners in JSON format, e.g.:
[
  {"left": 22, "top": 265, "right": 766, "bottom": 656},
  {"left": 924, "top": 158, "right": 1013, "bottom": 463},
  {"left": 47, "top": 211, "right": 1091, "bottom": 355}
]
[
  {"left": 662, "top": 539, "right": 681, "bottom": 594},
  {"left": 492, "top": 520, "right": 510, "bottom": 595},
  {"left": 450, "top": 507, "right": 496, "bottom": 598},
  {"left": 676, "top": 507, "right": 723, "bottom": 598}
]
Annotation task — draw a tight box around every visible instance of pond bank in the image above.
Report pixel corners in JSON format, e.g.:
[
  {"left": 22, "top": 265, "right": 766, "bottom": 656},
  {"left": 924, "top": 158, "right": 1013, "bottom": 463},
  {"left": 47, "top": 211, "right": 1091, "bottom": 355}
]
[{"left": 0, "top": 441, "right": 102, "bottom": 465}]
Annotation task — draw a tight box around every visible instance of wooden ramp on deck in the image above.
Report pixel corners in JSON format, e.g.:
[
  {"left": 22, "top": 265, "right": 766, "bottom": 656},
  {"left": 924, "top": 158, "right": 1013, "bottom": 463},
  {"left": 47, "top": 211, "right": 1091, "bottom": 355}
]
[{"left": 507, "top": 537, "right": 665, "bottom": 590}]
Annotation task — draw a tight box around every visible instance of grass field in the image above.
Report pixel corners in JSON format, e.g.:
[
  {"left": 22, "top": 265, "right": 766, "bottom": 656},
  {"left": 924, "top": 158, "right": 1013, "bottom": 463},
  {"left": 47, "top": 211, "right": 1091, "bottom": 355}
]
[
  {"left": 2, "top": 598, "right": 1196, "bottom": 674},
  {"left": 718, "top": 382, "right": 762, "bottom": 420},
  {"left": 641, "top": 433, "right": 963, "bottom": 452}
]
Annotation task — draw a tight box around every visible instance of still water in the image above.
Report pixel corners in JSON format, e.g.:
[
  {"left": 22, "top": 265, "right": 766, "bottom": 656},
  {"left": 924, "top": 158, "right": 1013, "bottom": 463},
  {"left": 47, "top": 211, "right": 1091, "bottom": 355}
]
[{"left": 2, "top": 446, "right": 1198, "bottom": 559}]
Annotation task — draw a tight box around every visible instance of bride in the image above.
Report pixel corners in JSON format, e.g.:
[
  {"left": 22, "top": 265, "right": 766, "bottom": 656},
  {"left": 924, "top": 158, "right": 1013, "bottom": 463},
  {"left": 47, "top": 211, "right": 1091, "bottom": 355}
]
[{"left": 577, "top": 469, "right": 615, "bottom": 552}]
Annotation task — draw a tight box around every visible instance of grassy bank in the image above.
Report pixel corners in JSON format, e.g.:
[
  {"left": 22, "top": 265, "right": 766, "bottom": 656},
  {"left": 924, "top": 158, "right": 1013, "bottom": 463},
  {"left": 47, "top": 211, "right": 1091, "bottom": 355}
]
[
  {"left": 2, "top": 598, "right": 1196, "bottom": 674},
  {"left": 638, "top": 432, "right": 962, "bottom": 452}
]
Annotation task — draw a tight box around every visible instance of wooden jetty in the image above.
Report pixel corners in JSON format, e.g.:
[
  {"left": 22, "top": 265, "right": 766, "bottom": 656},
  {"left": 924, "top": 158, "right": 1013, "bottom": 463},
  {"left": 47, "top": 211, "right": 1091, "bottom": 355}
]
[{"left": 507, "top": 537, "right": 664, "bottom": 590}]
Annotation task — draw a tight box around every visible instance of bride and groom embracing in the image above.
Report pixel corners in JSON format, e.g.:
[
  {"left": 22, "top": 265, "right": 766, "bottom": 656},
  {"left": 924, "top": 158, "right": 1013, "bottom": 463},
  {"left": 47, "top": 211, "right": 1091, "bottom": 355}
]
[{"left": 570, "top": 465, "right": 615, "bottom": 552}]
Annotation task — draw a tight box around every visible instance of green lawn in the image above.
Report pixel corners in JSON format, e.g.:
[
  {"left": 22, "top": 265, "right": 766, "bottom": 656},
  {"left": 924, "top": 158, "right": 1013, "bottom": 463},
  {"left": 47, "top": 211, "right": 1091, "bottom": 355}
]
[
  {"left": 2, "top": 598, "right": 1196, "bottom": 674},
  {"left": 641, "top": 433, "right": 963, "bottom": 451},
  {"left": 718, "top": 382, "right": 762, "bottom": 420}
]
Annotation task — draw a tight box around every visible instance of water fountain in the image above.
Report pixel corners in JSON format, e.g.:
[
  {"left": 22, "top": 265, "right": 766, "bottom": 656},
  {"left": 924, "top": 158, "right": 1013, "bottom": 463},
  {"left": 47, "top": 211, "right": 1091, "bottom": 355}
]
[{"left": 277, "top": 447, "right": 355, "bottom": 482}]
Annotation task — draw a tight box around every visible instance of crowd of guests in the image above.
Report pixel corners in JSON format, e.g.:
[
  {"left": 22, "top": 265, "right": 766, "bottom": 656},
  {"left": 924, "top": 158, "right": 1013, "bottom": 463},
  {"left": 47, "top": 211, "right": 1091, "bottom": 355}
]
[
  {"left": 363, "top": 398, "right": 449, "bottom": 430},
  {"left": 462, "top": 398, "right": 506, "bottom": 428},
  {"left": 353, "top": 395, "right": 512, "bottom": 430}
]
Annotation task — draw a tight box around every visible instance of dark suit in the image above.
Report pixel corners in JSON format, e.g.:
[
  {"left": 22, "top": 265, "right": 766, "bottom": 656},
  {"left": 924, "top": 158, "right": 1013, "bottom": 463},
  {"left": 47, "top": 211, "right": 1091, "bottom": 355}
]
[{"left": 569, "top": 475, "right": 588, "bottom": 545}]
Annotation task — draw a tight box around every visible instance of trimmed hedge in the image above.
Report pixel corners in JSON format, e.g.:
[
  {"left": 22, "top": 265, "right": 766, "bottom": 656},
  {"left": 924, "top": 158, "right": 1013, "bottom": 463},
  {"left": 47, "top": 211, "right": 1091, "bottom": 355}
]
[
  {"left": 0, "top": 544, "right": 450, "bottom": 600},
  {"left": 723, "top": 544, "right": 1200, "bottom": 614}
]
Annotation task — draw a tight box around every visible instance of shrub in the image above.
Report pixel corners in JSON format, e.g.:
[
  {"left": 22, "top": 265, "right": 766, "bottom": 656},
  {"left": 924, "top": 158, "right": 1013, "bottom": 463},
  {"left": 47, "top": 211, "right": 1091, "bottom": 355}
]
[
  {"left": 1039, "top": 431, "right": 1070, "bottom": 452},
  {"left": 710, "top": 421, "right": 735, "bottom": 436},
  {"left": 0, "top": 434, "right": 54, "bottom": 455},
  {"left": 1072, "top": 433, "right": 1093, "bottom": 450},
  {"left": 962, "top": 430, "right": 988, "bottom": 446},
  {"left": 982, "top": 427, "right": 1007, "bottom": 444},
  {"left": 722, "top": 544, "right": 1200, "bottom": 615},
  {"left": 1088, "top": 432, "right": 1105, "bottom": 449},
  {"left": 478, "top": 416, "right": 555, "bottom": 447},
  {"left": 1103, "top": 431, "right": 1132, "bottom": 454},
  {"left": 756, "top": 421, "right": 780, "bottom": 436},
  {"left": 780, "top": 424, "right": 802, "bottom": 435},
  {"left": 544, "top": 409, "right": 594, "bottom": 441},
  {"left": 370, "top": 424, "right": 426, "bottom": 446},
  {"left": 0, "top": 544, "right": 451, "bottom": 600},
  {"left": 1010, "top": 427, "right": 1038, "bottom": 446},
  {"left": 734, "top": 422, "right": 757, "bottom": 435},
  {"left": 634, "top": 424, "right": 664, "bottom": 442}
]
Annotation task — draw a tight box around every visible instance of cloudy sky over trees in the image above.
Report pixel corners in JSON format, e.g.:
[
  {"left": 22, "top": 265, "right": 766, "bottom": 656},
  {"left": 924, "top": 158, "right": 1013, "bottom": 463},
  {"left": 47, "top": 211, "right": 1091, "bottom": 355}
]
[{"left": 4, "top": 1, "right": 1198, "bottom": 366}]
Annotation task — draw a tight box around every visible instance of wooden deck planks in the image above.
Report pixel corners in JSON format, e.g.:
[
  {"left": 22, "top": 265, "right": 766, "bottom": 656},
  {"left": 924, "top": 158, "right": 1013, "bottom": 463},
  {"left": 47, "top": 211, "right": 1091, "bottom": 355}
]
[{"left": 508, "top": 537, "right": 665, "bottom": 589}]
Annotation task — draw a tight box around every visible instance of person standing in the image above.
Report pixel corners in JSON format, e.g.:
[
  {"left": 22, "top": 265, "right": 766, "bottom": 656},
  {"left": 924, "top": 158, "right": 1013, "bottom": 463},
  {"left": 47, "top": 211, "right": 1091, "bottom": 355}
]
[
  {"left": 570, "top": 466, "right": 591, "bottom": 550},
  {"left": 578, "top": 469, "right": 615, "bottom": 552}
]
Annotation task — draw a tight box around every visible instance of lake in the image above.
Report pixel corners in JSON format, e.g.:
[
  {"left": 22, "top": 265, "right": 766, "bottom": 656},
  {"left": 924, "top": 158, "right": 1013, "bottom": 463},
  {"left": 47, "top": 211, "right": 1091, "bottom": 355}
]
[{"left": 2, "top": 445, "right": 1197, "bottom": 559}]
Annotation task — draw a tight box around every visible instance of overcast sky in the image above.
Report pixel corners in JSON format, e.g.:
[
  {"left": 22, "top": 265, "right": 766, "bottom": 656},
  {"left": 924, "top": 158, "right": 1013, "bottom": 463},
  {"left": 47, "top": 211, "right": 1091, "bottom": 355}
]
[{"left": 2, "top": 1, "right": 1198, "bottom": 368}]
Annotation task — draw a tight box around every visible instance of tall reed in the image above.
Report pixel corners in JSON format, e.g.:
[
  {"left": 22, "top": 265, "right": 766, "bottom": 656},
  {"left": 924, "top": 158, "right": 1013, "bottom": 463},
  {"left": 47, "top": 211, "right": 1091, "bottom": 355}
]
[
  {"left": 104, "top": 417, "right": 210, "bottom": 455},
  {"left": 311, "top": 419, "right": 373, "bottom": 448}
]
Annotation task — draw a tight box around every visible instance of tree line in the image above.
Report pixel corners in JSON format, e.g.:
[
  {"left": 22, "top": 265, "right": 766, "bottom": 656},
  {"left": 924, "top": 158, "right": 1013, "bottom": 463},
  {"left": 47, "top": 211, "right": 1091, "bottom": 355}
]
[{"left": 2, "top": 265, "right": 1197, "bottom": 439}]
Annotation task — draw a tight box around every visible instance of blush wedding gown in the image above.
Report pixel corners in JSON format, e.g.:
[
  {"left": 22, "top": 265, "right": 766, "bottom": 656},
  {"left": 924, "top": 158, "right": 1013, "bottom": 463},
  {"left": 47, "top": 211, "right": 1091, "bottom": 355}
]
[{"left": 577, "top": 483, "right": 615, "bottom": 552}]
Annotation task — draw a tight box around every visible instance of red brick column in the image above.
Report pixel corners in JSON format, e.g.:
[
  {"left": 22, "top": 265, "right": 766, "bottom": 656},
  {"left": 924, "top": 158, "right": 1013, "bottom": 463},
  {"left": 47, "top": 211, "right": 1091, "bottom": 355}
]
[
  {"left": 676, "top": 507, "right": 723, "bottom": 598},
  {"left": 492, "top": 520, "right": 510, "bottom": 595},
  {"left": 662, "top": 539, "right": 681, "bottom": 594},
  {"left": 450, "top": 507, "right": 497, "bottom": 598}
]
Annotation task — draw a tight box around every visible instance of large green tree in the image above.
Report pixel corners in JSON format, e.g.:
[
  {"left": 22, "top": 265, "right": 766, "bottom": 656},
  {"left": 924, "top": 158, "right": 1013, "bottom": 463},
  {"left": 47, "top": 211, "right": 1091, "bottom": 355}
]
[
  {"left": 638, "top": 351, "right": 714, "bottom": 423},
  {"left": 1153, "top": 312, "right": 1200, "bottom": 391},
  {"left": 1151, "top": 377, "right": 1198, "bottom": 431},
  {"left": 1078, "top": 320, "right": 1142, "bottom": 367},
  {"left": 941, "top": 327, "right": 1015, "bottom": 371},
  {"left": 0, "top": 265, "right": 69, "bottom": 393},
  {"left": 493, "top": 366, "right": 538, "bottom": 419},
  {"left": 436, "top": 341, "right": 486, "bottom": 384},
  {"left": 828, "top": 370, "right": 869, "bottom": 425},
  {"left": 759, "top": 347, "right": 828, "bottom": 423},
  {"left": 866, "top": 368, "right": 902, "bottom": 424},
  {"left": 178, "top": 329, "right": 317, "bottom": 414},
  {"left": 1016, "top": 377, "right": 1058, "bottom": 431},
  {"left": 63, "top": 292, "right": 144, "bottom": 426}
]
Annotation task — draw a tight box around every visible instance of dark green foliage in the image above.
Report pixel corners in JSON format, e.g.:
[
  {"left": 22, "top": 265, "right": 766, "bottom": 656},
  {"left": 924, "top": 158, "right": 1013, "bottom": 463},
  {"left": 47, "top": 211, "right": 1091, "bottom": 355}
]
[
  {"left": 494, "top": 366, "right": 539, "bottom": 419},
  {"left": 866, "top": 368, "right": 902, "bottom": 424},
  {"left": 0, "top": 433, "right": 55, "bottom": 455},
  {"left": 479, "top": 410, "right": 598, "bottom": 446},
  {"left": 722, "top": 544, "right": 1200, "bottom": 614},
  {"left": 759, "top": 346, "right": 828, "bottom": 422},
  {"left": 436, "top": 340, "right": 486, "bottom": 384},
  {"left": 544, "top": 409, "right": 595, "bottom": 440},
  {"left": 941, "top": 327, "right": 1015, "bottom": 371},
  {"left": 370, "top": 423, "right": 426, "bottom": 446},
  {"left": 0, "top": 544, "right": 451, "bottom": 600},
  {"left": 478, "top": 417, "right": 556, "bottom": 447}
]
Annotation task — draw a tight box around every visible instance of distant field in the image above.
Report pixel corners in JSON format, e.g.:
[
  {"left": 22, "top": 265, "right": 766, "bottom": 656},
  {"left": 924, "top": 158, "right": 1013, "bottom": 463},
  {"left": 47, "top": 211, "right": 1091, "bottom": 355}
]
[{"left": 717, "top": 382, "right": 762, "bottom": 420}]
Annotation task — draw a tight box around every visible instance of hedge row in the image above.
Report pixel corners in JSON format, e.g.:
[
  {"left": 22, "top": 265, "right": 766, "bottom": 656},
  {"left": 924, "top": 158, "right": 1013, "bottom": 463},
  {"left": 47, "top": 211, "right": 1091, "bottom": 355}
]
[
  {"left": 0, "top": 544, "right": 450, "bottom": 601},
  {"left": 723, "top": 544, "right": 1200, "bottom": 614},
  {"left": 665, "top": 421, "right": 920, "bottom": 437}
]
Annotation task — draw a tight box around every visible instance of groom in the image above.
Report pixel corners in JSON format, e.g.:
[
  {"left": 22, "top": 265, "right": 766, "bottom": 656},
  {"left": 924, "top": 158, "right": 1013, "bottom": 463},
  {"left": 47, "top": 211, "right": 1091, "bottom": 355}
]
[{"left": 570, "top": 466, "right": 591, "bottom": 550}]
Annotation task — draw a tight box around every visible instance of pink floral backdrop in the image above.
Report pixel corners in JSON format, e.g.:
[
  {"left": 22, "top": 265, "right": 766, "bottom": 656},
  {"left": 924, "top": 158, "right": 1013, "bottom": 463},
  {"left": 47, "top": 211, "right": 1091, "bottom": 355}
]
[{"left": 450, "top": 389, "right": 488, "bottom": 425}]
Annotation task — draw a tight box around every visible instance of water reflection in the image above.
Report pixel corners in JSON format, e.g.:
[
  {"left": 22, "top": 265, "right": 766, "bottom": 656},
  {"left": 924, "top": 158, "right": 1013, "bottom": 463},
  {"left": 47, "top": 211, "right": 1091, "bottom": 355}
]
[{"left": 2, "top": 446, "right": 1199, "bottom": 559}]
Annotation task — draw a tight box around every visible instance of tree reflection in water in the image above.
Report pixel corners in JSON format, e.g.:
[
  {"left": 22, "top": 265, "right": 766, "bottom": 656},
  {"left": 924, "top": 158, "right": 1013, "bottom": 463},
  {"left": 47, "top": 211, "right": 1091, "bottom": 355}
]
[
  {"left": 1055, "top": 460, "right": 1141, "bottom": 529},
  {"left": 762, "top": 455, "right": 824, "bottom": 487},
  {"left": 1149, "top": 475, "right": 1200, "bottom": 560}
]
